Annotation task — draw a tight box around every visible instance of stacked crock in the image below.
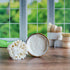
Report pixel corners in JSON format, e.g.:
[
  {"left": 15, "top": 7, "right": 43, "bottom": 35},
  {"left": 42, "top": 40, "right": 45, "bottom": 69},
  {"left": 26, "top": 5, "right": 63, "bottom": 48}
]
[{"left": 62, "top": 33, "right": 70, "bottom": 48}]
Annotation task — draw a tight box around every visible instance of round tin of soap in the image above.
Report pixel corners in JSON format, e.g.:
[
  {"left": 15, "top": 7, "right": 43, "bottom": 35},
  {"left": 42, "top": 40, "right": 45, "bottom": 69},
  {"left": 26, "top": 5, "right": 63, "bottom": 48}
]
[{"left": 26, "top": 33, "right": 49, "bottom": 57}]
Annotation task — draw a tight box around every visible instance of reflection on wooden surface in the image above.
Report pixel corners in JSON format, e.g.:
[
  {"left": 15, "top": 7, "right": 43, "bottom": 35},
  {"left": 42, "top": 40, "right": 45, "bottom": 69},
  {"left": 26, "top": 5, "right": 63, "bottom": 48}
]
[{"left": 0, "top": 48, "right": 70, "bottom": 70}]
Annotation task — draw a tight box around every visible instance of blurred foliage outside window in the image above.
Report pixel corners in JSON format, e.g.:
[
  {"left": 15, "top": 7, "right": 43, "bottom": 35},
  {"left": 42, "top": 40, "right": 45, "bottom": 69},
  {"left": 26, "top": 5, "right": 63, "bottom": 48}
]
[
  {"left": 27, "top": 0, "right": 47, "bottom": 37},
  {"left": 0, "top": 0, "right": 19, "bottom": 47},
  {"left": 55, "top": 0, "right": 70, "bottom": 33},
  {"left": 0, "top": 0, "right": 19, "bottom": 39},
  {"left": 0, "top": 0, "right": 70, "bottom": 47}
]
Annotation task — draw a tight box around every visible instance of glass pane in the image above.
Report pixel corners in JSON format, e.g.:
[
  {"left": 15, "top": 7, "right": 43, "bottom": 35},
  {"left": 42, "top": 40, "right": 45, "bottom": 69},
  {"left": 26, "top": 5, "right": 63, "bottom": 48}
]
[
  {"left": 10, "top": 24, "right": 19, "bottom": 38},
  {"left": 10, "top": 9, "right": 19, "bottom": 23},
  {"left": 0, "top": 0, "right": 9, "bottom": 8},
  {"left": 55, "top": 0, "right": 64, "bottom": 8},
  {"left": 38, "top": 0, "right": 47, "bottom": 8},
  {"left": 55, "top": 9, "right": 64, "bottom": 23},
  {"left": 65, "top": 24, "right": 70, "bottom": 33},
  {"left": 65, "top": 9, "right": 70, "bottom": 23},
  {"left": 0, "top": 9, "right": 9, "bottom": 23},
  {"left": 38, "top": 9, "right": 47, "bottom": 23},
  {"left": 0, "top": 24, "right": 9, "bottom": 38},
  {"left": 28, "top": 24, "right": 37, "bottom": 37},
  {"left": 38, "top": 24, "right": 47, "bottom": 36},
  {"left": 10, "top": 0, "right": 19, "bottom": 8},
  {"left": 28, "top": 9, "right": 37, "bottom": 23},
  {"left": 27, "top": 0, "right": 37, "bottom": 8},
  {"left": 65, "top": 0, "right": 70, "bottom": 8},
  {"left": 56, "top": 24, "right": 64, "bottom": 32}
]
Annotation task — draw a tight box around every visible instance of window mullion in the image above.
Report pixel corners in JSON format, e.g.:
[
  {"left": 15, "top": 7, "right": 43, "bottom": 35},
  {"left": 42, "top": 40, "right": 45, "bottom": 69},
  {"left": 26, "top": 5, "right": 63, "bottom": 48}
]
[
  {"left": 20, "top": 0, "right": 27, "bottom": 41},
  {"left": 47, "top": 0, "right": 55, "bottom": 24},
  {"left": 9, "top": 0, "right": 10, "bottom": 38}
]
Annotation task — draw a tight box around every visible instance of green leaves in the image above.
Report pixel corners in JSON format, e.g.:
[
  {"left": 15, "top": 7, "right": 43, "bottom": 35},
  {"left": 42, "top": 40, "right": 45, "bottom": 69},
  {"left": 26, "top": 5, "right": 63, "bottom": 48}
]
[{"left": 0, "top": 40, "right": 13, "bottom": 47}]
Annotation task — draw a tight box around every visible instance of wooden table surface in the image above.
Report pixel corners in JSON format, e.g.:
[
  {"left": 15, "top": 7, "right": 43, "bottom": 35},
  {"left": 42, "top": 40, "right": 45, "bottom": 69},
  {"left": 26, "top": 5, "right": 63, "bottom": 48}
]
[{"left": 0, "top": 48, "right": 70, "bottom": 70}]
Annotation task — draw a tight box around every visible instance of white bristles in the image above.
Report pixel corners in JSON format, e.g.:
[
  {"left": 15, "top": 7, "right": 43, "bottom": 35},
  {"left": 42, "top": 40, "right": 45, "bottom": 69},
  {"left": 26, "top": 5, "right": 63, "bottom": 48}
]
[{"left": 7, "top": 40, "right": 28, "bottom": 60}]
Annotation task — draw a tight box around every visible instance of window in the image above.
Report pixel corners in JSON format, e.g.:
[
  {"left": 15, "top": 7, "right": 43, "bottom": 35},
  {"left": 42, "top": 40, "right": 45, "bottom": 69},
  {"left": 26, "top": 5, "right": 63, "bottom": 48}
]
[
  {"left": 55, "top": 0, "right": 70, "bottom": 33},
  {"left": 0, "top": 0, "right": 70, "bottom": 47},
  {"left": 1, "top": 0, "right": 70, "bottom": 41},
  {"left": 0, "top": 0, "right": 20, "bottom": 41},
  {"left": 27, "top": 0, "right": 47, "bottom": 37}
]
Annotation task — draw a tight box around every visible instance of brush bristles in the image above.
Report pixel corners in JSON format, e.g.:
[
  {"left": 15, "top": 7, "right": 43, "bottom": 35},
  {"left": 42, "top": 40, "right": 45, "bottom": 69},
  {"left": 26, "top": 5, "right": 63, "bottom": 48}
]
[{"left": 7, "top": 40, "right": 28, "bottom": 60}]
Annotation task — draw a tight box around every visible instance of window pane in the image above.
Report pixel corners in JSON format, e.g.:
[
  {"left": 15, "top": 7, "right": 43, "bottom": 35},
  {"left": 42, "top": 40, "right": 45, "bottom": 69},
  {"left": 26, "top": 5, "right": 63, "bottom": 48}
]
[
  {"left": 65, "top": 0, "right": 70, "bottom": 8},
  {"left": 28, "top": 9, "right": 37, "bottom": 23},
  {"left": 0, "top": 24, "right": 9, "bottom": 38},
  {"left": 55, "top": 9, "right": 64, "bottom": 23},
  {"left": 56, "top": 24, "right": 64, "bottom": 32},
  {"left": 27, "top": 0, "right": 37, "bottom": 8},
  {"left": 10, "top": 9, "right": 19, "bottom": 23},
  {"left": 38, "top": 24, "right": 47, "bottom": 36},
  {"left": 55, "top": 0, "right": 64, "bottom": 8},
  {"left": 10, "top": 0, "right": 19, "bottom": 8},
  {"left": 65, "top": 9, "right": 70, "bottom": 23},
  {"left": 0, "top": 0, "right": 9, "bottom": 8},
  {"left": 0, "top": 9, "right": 9, "bottom": 23},
  {"left": 28, "top": 24, "right": 37, "bottom": 37},
  {"left": 65, "top": 24, "right": 70, "bottom": 33},
  {"left": 38, "top": 0, "right": 47, "bottom": 8},
  {"left": 38, "top": 9, "right": 47, "bottom": 23},
  {"left": 10, "top": 24, "right": 19, "bottom": 38}
]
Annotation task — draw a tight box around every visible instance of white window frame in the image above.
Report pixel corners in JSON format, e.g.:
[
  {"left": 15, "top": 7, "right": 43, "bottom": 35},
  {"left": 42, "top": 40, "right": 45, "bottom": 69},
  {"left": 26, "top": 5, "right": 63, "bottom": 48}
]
[
  {"left": 54, "top": 0, "right": 65, "bottom": 32},
  {"left": 54, "top": 0, "right": 70, "bottom": 33},
  {"left": 0, "top": 0, "right": 27, "bottom": 41},
  {"left": 27, "top": 0, "right": 48, "bottom": 38},
  {"left": 20, "top": 0, "right": 27, "bottom": 42},
  {"left": 47, "top": 0, "right": 55, "bottom": 25},
  {"left": 0, "top": 0, "right": 54, "bottom": 41}
]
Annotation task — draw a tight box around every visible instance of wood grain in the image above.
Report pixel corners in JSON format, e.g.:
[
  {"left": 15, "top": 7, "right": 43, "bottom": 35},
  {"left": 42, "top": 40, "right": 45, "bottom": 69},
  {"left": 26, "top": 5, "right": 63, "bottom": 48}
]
[{"left": 0, "top": 48, "right": 70, "bottom": 70}]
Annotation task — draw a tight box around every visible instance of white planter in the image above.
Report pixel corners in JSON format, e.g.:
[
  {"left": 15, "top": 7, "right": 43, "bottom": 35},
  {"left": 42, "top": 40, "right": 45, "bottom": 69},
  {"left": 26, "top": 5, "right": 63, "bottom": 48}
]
[
  {"left": 47, "top": 32, "right": 62, "bottom": 40},
  {"left": 54, "top": 40, "right": 62, "bottom": 48}
]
